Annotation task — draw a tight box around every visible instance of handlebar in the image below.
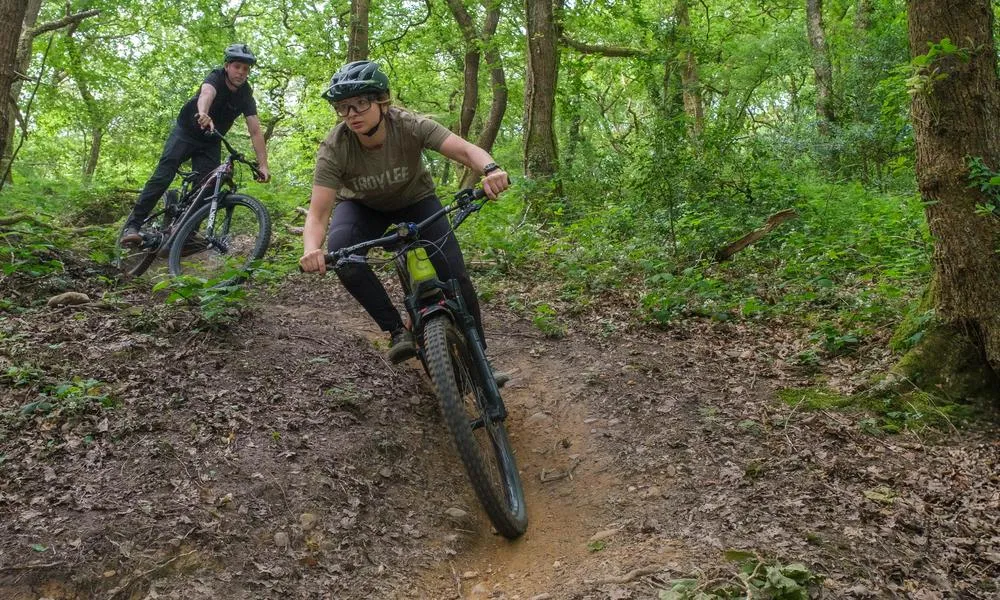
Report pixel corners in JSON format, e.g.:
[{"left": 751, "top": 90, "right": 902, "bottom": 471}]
[
  {"left": 318, "top": 188, "right": 489, "bottom": 270},
  {"left": 202, "top": 129, "right": 266, "bottom": 181}
]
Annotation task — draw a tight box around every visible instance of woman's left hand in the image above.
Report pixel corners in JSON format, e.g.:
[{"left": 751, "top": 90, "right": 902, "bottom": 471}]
[{"left": 482, "top": 169, "right": 510, "bottom": 200}]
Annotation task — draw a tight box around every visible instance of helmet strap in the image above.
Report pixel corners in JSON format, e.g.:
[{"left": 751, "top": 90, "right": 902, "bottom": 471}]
[{"left": 363, "top": 105, "right": 385, "bottom": 137}]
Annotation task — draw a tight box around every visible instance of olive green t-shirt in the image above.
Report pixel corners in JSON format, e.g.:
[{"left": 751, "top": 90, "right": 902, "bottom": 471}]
[{"left": 313, "top": 107, "right": 452, "bottom": 211}]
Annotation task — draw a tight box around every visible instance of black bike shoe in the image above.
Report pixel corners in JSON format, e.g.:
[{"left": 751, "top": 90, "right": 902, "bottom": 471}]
[
  {"left": 387, "top": 328, "right": 416, "bottom": 364},
  {"left": 119, "top": 226, "right": 142, "bottom": 247}
]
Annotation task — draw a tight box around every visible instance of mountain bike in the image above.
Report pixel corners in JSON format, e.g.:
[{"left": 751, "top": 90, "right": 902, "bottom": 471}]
[
  {"left": 322, "top": 188, "right": 528, "bottom": 539},
  {"left": 114, "top": 132, "right": 271, "bottom": 285}
]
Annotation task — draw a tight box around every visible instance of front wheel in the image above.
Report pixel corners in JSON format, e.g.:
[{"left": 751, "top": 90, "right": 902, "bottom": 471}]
[
  {"left": 167, "top": 193, "right": 271, "bottom": 285},
  {"left": 422, "top": 315, "right": 528, "bottom": 539}
]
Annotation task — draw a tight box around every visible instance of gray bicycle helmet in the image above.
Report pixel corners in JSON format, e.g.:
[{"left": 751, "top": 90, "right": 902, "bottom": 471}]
[
  {"left": 224, "top": 43, "right": 257, "bottom": 66},
  {"left": 321, "top": 60, "right": 390, "bottom": 103}
]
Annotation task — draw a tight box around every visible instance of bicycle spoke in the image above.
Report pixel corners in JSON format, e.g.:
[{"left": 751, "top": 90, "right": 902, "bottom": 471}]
[{"left": 170, "top": 196, "right": 269, "bottom": 284}]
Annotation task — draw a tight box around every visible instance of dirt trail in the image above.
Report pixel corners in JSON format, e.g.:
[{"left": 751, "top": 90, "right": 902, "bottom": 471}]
[
  {"left": 2, "top": 272, "right": 998, "bottom": 599},
  {"left": 324, "top": 285, "right": 670, "bottom": 599}
]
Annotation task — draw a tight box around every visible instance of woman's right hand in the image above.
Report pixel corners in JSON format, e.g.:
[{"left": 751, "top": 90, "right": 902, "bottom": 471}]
[{"left": 299, "top": 248, "right": 327, "bottom": 274}]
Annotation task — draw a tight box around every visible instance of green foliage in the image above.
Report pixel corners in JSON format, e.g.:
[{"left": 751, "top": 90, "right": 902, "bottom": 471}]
[
  {"left": 152, "top": 274, "right": 249, "bottom": 330},
  {"left": 5, "top": 376, "right": 118, "bottom": 431},
  {"left": 778, "top": 386, "right": 976, "bottom": 434},
  {"left": 531, "top": 302, "right": 566, "bottom": 338},
  {"left": 906, "top": 38, "right": 971, "bottom": 96},
  {"left": 966, "top": 156, "right": 1000, "bottom": 214},
  {"left": 658, "top": 553, "right": 821, "bottom": 599}
]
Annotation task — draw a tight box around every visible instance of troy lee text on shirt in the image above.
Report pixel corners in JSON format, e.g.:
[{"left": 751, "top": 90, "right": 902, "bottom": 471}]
[{"left": 347, "top": 167, "right": 410, "bottom": 192}]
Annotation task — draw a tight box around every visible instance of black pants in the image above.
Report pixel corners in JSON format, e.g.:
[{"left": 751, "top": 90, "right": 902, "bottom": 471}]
[
  {"left": 328, "top": 196, "right": 485, "bottom": 344},
  {"left": 127, "top": 127, "right": 220, "bottom": 228}
]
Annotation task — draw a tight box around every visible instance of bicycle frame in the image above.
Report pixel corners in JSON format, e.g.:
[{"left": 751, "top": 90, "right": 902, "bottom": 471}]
[
  {"left": 327, "top": 189, "right": 507, "bottom": 419},
  {"left": 139, "top": 134, "right": 261, "bottom": 254}
]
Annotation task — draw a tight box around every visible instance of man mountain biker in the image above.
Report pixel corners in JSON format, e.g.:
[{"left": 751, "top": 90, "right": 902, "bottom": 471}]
[
  {"left": 298, "top": 60, "right": 510, "bottom": 382},
  {"left": 120, "top": 43, "right": 271, "bottom": 245}
]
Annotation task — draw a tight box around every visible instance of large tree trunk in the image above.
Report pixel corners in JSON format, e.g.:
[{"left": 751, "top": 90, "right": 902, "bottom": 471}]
[
  {"left": 347, "top": 0, "right": 369, "bottom": 62},
  {"left": 674, "top": 0, "right": 703, "bottom": 143},
  {"left": 523, "top": 0, "right": 559, "bottom": 181},
  {"left": 1, "top": 0, "right": 41, "bottom": 180},
  {"left": 900, "top": 0, "right": 1000, "bottom": 397},
  {"left": 0, "top": 0, "right": 30, "bottom": 165},
  {"left": 806, "top": 0, "right": 835, "bottom": 134}
]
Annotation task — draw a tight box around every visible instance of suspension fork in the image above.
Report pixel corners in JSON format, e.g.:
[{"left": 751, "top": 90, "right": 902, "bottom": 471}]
[
  {"left": 444, "top": 279, "right": 508, "bottom": 421},
  {"left": 203, "top": 174, "right": 226, "bottom": 239}
]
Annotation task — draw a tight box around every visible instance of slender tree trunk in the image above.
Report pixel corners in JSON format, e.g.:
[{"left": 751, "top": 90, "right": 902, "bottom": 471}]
[
  {"left": 474, "top": 6, "right": 505, "bottom": 153},
  {"left": 854, "top": 0, "right": 872, "bottom": 31},
  {"left": 66, "top": 23, "right": 106, "bottom": 182},
  {"left": 0, "top": 0, "right": 30, "bottom": 166},
  {"left": 674, "top": 0, "right": 703, "bottom": 143},
  {"left": 806, "top": 0, "right": 835, "bottom": 133},
  {"left": 903, "top": 0, "right": 1000, "bottom": 392},
  {"left": 460, "top": 4, "right": 506, "bottom": 189},
  {"left": 523, "top": 0, "right": 559, "bottom": 181},
  {"left": 445, "top": 0, "right": 481, "bottom": 140},
  {"left": 84, "top": 126, "right": 102, "bottom": 180},
  {"left": 347, "top": 0, "right": 370, "bottom": 62}
]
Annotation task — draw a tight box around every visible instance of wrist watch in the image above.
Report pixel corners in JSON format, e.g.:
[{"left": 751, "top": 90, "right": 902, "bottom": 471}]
[{"left": 483, "top": 162, "right": 501, "bottom": 175}]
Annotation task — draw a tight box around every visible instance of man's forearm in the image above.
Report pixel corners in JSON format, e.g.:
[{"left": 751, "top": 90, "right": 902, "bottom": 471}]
[{"left": 250, "top": 131, "right": 268, "bottom": 166}]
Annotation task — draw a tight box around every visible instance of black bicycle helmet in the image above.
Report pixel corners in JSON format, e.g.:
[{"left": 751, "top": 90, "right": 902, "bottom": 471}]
[
  {"left": 321, "top": 60, "right": 390, "bottom": 103},
  {"left": 224, "top": 43, "right": 257, "bottom": 66}
]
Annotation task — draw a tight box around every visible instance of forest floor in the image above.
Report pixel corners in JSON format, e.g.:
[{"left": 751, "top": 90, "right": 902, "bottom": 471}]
[{"left": 1, "top": 257, "right": 998, "bottom": 600}]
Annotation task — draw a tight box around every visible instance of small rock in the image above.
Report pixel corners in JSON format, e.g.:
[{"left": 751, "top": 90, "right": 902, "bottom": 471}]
[
  {"left": 445, "top": 507, "right": 469, "bottom": 520},
  {"left": 47, "top": 292, "right": 90, "bottom": 307},
  {"left": 552, "top": 561, "right": 562, "bottom": 568},
  {"left": 665, "top": 465, "right": 678, "bottom": 477},
  {"left": 461, "top": 571, "right": 479, "bottom": 579},
  {"left": 640, "top": 518, "right": 660, "bottom": 533},
  {"left": 274, "top": 531, "right": 290, "bottom": 547},
  {"left": 378, "top": 466, "right": 392, "bottom": 478},
  {"left": 526, "top": 412, "right": 552, "bottom": 425},
  {"left": 299, "top": 513, "right": 317, "bottom": 531},
  {"left": 589, "top": 528, "right": 620, "bottom": 543},
  {"left": 643, "top": 486, "right": 662, "bottom": 498},
  {"left": 471, "top": 583, "right": 489, "bottom": 595}
]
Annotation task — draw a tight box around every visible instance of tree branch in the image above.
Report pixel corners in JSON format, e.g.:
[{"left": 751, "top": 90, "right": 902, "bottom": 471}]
[
  {"left": 559, "top": 34, "right": 648, "bottom": 58},
  {"left": 27, "top": 9, "right": 100, "bottom": 38}
]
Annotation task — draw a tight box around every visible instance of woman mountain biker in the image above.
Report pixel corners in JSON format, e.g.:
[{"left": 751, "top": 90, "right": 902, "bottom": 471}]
[{"left": 299, "top": 60, "right": 510, "bottom": 378}]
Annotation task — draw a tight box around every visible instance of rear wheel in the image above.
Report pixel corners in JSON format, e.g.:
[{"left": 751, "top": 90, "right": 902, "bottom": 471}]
[
  {"left": 114, "top": 215, "right": 167, "bottom": 279},
  {"left": 167, "top": 193, "right": 271, "bottom": 285},
  {"left": 422, "top": 315, "right": 527, "bottom": 538}
]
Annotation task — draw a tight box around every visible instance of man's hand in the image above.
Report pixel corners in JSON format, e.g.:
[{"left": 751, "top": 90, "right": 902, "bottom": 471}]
[
  {"left": 196, "top": 112, "right": 215, "bottom": 132},
  {"left": 482, "top": 169, "right": 510, "bottom": 200},
  {"left": 299, "top": 248, "right": 327, "bottom": 274},
  {"left": 254, "top": 165, "right": 271, "bottom": 183}
]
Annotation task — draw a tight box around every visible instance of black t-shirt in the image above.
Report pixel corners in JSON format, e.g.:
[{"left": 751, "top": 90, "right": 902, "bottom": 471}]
[{"left": 176, "top": 68, "right": 258, "bottom": 138}]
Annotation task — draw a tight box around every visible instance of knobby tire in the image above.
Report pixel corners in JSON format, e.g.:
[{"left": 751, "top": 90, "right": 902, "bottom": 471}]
[
  {"left": 167, "top": 193, "right": 271, "bottom": 285},
  {"left": 115, "top": 221, "right": 159, "bottom": 279},
  {"left": 422, "top": 315, "right": 527, "bottom": 539}
]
